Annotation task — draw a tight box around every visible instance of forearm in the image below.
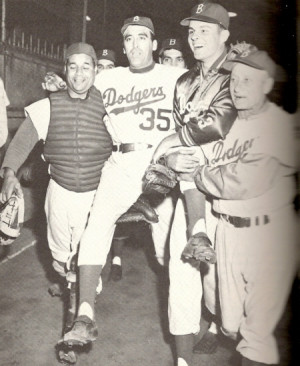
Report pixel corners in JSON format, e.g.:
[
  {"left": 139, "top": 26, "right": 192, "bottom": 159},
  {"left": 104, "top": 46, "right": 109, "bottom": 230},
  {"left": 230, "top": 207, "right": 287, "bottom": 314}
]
[
  {"left": 1, "top": 116, "right": 39, "bottom": 174},
  {"left": 183, "top": 188, "right": 206, "bottom": 236},
  {"left": 194, "top": 153, "right": 290, "bottom": 200},
  {"left": 179, "top": 81, "right": 236, "bottom": 147}
]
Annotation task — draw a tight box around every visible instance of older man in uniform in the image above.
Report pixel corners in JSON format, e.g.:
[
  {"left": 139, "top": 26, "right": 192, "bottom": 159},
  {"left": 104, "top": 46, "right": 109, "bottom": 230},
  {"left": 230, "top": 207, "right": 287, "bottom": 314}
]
[{"left": 194, "top": 48, "right": 299, "bottom": 366}]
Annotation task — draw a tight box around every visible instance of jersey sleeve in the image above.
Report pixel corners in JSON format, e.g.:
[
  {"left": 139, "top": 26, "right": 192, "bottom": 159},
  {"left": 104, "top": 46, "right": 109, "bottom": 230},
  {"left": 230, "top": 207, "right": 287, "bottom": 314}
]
[
  {"left": 24, "top": 98, "right": 51, "bottom": 140},
  {"left": 1, "top": 116, "right": 39, "bottom": 174},
  {"left": 194, "top": 152, "right": 296, "bottom": 200}
]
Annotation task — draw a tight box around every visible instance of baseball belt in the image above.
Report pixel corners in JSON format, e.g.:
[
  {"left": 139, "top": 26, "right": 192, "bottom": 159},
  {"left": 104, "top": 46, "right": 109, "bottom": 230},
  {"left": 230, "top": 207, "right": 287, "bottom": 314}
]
[
  {"left": 220, "top": 214, "right": 270, "bottom": 228},
  {"left": 112, "top": 143, "right": 152, "bottom": 153}
]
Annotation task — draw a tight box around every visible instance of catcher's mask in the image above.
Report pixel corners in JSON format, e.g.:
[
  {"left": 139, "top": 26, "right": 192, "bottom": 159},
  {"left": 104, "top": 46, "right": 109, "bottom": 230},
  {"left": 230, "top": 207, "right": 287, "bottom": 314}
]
[{"left": 0, "top": 193, "right": 24, "bottom": 246}]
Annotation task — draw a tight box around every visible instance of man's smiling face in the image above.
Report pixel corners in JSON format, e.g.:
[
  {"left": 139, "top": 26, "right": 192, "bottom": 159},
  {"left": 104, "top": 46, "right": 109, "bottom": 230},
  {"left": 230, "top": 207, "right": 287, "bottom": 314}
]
[
  {"left": 188, "top": 20, "right": 226, "bottom": 63},
  {"left": 65, "top": 53, "right": 96, "bottom": 98}
]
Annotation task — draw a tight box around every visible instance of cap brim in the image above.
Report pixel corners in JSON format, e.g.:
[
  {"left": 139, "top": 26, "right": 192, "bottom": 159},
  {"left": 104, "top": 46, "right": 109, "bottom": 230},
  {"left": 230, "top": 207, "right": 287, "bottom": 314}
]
[
  {"left": 159, "top": 46, "right": 182, "bottom": 56},
  {"left": 121, "top": 23, "right": 155, "bottom": 35},
  {"left": 222, "top": 58, "right": 266, "bottom": 72},
  {"left": 180, "top": 15, "right": 222, "bottom": 26}
]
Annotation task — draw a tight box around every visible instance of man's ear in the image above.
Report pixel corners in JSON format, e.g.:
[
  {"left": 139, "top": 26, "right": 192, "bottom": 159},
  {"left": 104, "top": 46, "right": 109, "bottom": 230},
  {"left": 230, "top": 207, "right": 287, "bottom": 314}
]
[
  {"left": 63, "top": 64, "right": 67, "bottom": 75},
  {"left": 152, "top": 39, "right": 158, "bottom": 52},
  {"left": 220, "top": 29, "right": 230, "bottom": 44},
  {"left": 123, "top": 48, "right": 126, "bottom": 54},
  {"left": 263, "top": 76, "right": 274, "bottom": 95}
]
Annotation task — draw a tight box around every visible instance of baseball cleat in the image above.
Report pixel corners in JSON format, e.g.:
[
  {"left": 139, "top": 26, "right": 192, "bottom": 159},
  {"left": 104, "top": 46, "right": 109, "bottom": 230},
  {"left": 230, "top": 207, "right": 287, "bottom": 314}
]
[{"left": 63, "top": 315, "right": 98, "bottom": 346}]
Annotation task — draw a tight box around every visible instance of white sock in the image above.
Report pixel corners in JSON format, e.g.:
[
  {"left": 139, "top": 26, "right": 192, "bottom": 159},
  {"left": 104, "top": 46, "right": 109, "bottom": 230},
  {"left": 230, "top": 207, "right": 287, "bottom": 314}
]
[
  {"left": 112, "top": 256, "right": 121, "bottom": 266},
  {"left": 178, "top": 357, "right": 189, "bottom": 366},
  {"left": 208, "top": 321, "right": 218, "bottom": 334},
  {"left": 78, "top": 302, "right": 94, "bottom": 320},
  {"left": 96, "top": 276, "right": 102, "bottom": 295}
]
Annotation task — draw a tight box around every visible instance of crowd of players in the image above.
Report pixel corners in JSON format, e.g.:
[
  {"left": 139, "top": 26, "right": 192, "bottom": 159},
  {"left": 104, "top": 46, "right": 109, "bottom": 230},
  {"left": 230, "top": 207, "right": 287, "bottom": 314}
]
[{"left": 0, "top": 2, "right": 299, "bottom": 366}]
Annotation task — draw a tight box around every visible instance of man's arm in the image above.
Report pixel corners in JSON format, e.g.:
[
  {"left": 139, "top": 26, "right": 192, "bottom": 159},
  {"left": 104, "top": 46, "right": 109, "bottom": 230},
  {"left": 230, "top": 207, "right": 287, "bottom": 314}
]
[
  {"left": 0, "top": 116, "right": 39, "bottom": 202},
  {"left": 194, "top": 153, "right": 295, "bottom": 200},
  {"left": 175, "top": 77, "right": 237, "bottom": 147}
]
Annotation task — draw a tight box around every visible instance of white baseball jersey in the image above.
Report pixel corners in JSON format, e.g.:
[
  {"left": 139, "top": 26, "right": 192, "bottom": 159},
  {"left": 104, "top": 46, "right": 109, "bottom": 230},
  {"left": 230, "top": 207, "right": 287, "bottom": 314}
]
[
  {"left": 199, "top": 102, "right": 296, "bottom": 216},
  {"left": 94, "top": 63, "right": 185, "bottom": 148},
  {"left": 197, "top": 102, "right": 298, "bottom": 364}
]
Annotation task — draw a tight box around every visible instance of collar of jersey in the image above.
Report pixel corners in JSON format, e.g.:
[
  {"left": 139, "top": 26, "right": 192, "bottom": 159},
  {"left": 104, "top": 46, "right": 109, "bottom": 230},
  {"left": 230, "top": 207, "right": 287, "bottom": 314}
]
[
  {"left": 196, "top": 48, "right": 228, "bottom": 74},
  {"left": 129, "top": 61, "right": 155, "bottom": 73}
]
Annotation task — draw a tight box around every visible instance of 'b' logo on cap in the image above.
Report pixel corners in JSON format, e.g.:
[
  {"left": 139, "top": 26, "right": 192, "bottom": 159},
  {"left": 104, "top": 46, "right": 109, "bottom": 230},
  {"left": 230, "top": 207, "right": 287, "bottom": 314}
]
[
  {"left": 169, "top": 39, "right": 176, "bottom": 46},
  {"left": 102, "top": 49, "right": 108, "bottom": 56},
  {"left": 133, "top": 16, "right": 139, "bottom": 22},
  {"left": 241, "top": 50, "right": 251, "bottom": 57},
  {"left": 196, "top": 4, "right": 204, "bottom": 14}
]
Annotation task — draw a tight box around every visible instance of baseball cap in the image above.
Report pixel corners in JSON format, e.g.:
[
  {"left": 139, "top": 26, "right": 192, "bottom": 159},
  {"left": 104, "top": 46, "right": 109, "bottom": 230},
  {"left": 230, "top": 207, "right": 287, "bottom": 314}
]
[
  {"left": 65, "top": 42, "right": 97, "bottom": 64},
  {"left": 96, "top": 49, "right": 116, "bottom": 63},
  {"left": 181, "top": 2, "right": 231, "bottom": 30},
  {"left": 121, "top": 16, "right": 155, "bottom": 35},
  {"left": 159, "top": 38, "right": 183, "bottom": 56},
  {"left": 223, "top": 49, "right": 277, "bottom": 78}
]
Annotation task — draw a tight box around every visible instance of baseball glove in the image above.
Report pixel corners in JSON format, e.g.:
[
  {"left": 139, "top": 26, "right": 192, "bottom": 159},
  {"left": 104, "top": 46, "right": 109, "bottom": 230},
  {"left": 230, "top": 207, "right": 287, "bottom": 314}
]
[
  {"left": 143, "top": 161, "right": 177, "bottom": 195},
  {"left": 181, "top": 232, "right": 217, "bottom": 264},
  {"left": 116, "top": 195, "right": 159, "bottom": 224}
]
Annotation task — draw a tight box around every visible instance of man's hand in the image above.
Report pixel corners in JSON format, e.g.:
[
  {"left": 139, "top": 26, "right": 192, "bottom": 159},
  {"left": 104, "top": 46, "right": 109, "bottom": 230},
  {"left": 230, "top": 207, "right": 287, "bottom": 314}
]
[
  {"left": 0, "top": 168, "right": 23, "bottom": 203},
  {"left": 42, "top": 72, "right": 67, "bottom": 92},
  {"left": 165, "top": 146, "right": 200, "bottom": 173}
]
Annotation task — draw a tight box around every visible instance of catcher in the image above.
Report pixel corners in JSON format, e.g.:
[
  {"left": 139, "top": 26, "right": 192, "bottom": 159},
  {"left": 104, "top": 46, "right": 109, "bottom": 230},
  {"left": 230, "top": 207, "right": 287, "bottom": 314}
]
[{"left": 0, "top": 43, "right": 113, "bottom": 363}]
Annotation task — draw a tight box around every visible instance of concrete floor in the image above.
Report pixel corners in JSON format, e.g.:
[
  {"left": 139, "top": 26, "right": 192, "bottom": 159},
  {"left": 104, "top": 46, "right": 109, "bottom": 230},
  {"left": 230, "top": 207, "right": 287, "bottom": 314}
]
[{"left": 0, "top": 180, "right": 299, "bottom": 366}]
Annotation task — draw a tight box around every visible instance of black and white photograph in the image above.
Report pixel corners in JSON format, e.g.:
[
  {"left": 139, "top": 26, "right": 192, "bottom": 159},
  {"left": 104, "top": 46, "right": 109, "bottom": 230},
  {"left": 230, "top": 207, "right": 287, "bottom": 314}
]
[{"left": 0, "top": 1, "right": 299, "bottom": 365}]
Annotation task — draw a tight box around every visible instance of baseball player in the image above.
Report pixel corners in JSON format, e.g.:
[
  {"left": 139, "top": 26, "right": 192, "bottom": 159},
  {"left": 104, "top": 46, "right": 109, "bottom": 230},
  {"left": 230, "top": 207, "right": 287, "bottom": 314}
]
[
  {"left": 96, "top": 48, "right": 116, "bottom": 73},
  {"left": 152, "top": 3, "right": 237, "bottom": 365},
  {"left": 0, "top": 42, "right": 112, "bottom": 331},
  {"left": 61, "top": 16, "right": 185, "bottom": 346},
  {"left": 193, "top": 47, "right": 298, "bottom": 366},
  {"left": 159, "top": 38, "right": 187, "bottom": 69}
]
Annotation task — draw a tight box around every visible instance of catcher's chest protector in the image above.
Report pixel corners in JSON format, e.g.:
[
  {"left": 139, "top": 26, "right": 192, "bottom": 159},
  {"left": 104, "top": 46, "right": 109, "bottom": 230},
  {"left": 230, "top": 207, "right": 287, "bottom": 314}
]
[{"left": 44, "top": 87, "right": 112, "bottom": 192}]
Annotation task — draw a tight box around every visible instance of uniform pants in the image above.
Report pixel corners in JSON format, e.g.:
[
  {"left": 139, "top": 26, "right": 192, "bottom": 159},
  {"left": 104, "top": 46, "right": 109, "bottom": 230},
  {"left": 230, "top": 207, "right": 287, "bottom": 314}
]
[
  {"left": 45, "top": 179, "right": 96, "bottom": 264},
  {"left": 168, "top": 192, "right": 218, "bottom": 335},
  {"left": 216, "top": 206, "right": 298, "bottom": 364},
  {"left": 78, "top": 150, "right": 174, "bottom": 266}
]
